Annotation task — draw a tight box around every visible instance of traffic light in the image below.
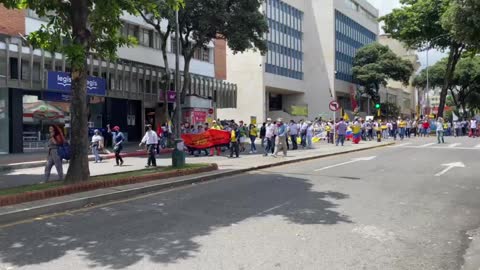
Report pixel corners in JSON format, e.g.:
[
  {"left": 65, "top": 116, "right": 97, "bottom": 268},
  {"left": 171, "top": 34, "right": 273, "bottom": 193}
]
[{"left": 375, "top": 103, "right": 381, "bottom": 109}]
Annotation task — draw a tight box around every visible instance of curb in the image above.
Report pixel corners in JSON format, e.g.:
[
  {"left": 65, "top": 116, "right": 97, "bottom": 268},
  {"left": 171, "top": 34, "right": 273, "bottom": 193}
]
[
  {"left": 0, "top": 142, "right": 393, "bottom": 226},
  {"left": 0, "top": 149, "right": 174, "bottom": 172},
  {"left": 0, "top": 164, "right": 217, "bottom": 207}
]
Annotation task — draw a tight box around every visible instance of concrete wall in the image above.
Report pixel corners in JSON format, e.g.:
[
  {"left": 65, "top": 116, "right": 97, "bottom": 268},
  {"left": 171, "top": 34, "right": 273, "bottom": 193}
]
[{"left": 217, "top": 48, "right": 265, "bottom": 123}]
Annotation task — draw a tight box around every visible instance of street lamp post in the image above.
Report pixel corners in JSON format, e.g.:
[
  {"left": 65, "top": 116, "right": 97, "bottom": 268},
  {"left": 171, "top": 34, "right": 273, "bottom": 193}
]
[{"left": 172, "top": 9, "right": 186, "bottom": 168}]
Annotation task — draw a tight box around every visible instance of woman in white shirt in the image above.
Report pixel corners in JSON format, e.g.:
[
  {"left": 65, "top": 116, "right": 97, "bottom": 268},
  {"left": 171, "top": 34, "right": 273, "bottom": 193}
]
[{"left": 91, "top": 129, "right": 104, "bottom": 163}]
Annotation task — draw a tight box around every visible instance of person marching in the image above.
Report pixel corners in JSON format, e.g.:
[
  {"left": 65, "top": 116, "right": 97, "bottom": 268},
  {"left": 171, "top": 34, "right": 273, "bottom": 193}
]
[
  {"left": 140, "top": 124, "right": 159, "bottom": 167},
  {"left": 273, "top": 119, "right": 288, "bottom": 157},
  {"left": 230, "top": 123, "right": 240, "bottom": 158},
  {"left": 108, "top": 125, "right": 125, "bottom": 166},
  {"left": 210, "top": 120, "right": 223, "bottom": 156},
  {"left": 249, "top": 123, "right": 258, "bottom": 154},
  {"left": 436, "top": 117, "right": 445, "bottom": 144},
  {"left": 91, "top": 129, "right": 104, "bottom": 163},
  {"left": 44, "top": 125, "right": 65, "bottom": 182}
]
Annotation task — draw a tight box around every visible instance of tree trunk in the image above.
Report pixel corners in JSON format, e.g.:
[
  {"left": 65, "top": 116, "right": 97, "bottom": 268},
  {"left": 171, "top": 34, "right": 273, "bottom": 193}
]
[
  {"left": 437, "top": 44, "right": 463, "bottom": 117},
  {"left": 66, "top": 64, "right": 90, "bottom": 182},
  {"left": 180, "top": 54, "right": 192, "bottom": 105},
  {"left": 65, "top": 0, "right": 90, "bottom": 183}
]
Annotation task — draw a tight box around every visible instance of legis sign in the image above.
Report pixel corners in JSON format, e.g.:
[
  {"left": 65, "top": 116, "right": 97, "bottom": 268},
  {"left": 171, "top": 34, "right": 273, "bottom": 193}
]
[{"left": 47, "top": 71, "right": 106, "bottom": 96}]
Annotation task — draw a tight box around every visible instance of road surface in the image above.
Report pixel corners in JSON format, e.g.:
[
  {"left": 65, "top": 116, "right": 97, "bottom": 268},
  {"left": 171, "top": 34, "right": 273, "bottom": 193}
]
[{"left": 1, "top": 137, "right": 480, "bottom": 269}]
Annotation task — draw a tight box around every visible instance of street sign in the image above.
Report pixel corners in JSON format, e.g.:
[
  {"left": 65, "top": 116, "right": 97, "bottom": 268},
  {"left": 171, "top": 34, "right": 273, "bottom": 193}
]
[{"left": 329, "top": 101, "right": 340, "bottom": 112}]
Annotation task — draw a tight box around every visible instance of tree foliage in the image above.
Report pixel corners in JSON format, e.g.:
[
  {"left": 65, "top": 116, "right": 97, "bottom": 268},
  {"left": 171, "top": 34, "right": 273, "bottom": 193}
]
[
  {"left": 414, "top": 56, "right": 480, "bottom": 118},
  {"left": 442, "top": 0, "right": 480, "bottom": 49},
  {"left": 176, "top": 0, "right": 268, "bottom": 101},
  {"left": 380, "top": 0, "right": 480, "bottom": 117},
  {"left": 0, "top": 0, "right": 179, "bottom": 182},
  {"left": 352, "top": 42, "right": 414, "bottom": 103}
]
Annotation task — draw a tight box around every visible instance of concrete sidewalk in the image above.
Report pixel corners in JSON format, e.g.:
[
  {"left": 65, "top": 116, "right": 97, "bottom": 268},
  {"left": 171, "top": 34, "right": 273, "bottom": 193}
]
[
  {"left": 0, "top": 143, "right": 172, "bottom": 172},
  {"left": 0, "top": 140, "right": 392, "bottom": 190}
]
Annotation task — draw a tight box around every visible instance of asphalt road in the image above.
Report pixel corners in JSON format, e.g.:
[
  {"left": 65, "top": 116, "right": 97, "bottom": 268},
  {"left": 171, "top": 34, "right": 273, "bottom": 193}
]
[{"left": 1, "top": 137, "right": 480, "bottom": 270}]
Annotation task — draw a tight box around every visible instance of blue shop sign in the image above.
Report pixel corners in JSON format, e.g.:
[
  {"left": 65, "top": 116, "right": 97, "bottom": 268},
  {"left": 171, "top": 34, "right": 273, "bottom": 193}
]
[
  {"left": 43, "top": 91, "right": 72, "bottom": 102},
  {"left": 47, "top": 71, "right": 106, "bottom": 96}
]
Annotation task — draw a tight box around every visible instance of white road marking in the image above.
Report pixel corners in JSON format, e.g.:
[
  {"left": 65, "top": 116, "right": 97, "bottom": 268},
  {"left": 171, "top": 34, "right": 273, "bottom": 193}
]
[
  {"left": 448, "top": 143, "right": 461, "bottom": 148},
  {"left": 314, "top": 156, "right": 376, "bottom": 172},
  {"left": 399, "top": 146, "right": 480, "bottom": 150},
  {"left": 256, "top": 201, "right": 291, "bottom": 216},
  {"left": 435, "top": 162, "right": 466, "bottom": 176},
  {"left": 391, "top": 143, "right": 412, "bottom": 148},
  {"left": 418, "top": 143, "right": 436, "bottom": 148}
]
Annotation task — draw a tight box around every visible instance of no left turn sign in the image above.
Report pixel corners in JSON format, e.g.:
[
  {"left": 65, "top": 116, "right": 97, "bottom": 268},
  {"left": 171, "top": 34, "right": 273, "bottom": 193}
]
[{"left": 329, "top": 100, "right": 340, "bottom": 112}]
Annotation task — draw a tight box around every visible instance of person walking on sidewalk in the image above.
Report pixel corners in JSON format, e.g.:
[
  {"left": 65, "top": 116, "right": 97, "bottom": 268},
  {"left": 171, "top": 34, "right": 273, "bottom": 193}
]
[
  {"left": 249, "top": 123, "right": 258, "bottom": 154},
  {"left": 306, "top": 121, "right": 314, "bottom": 149},
  {"left": 336, "top": 118, "right": 347, "bottom": 146},
  {"left": 260, "top": 122, "right": 266, "bottom": 148},
  {"left": 230, "top": 124, "right": 240, "bottom": 158},
  {"left": 91, "top": 129, "right": 104, "bottom": 163},
  {"left": 44, "top": 125, "right": 65, "bottom": 182},
  {"left": 209, "top": 120, "right": 223, "bottom": 156},
  {"left": 436, "top": 117, "right": 445, "bottom": 144},
  {"left": 273, "top": 119, "right": 288, "bottom": 157},
  {"left": 289, "top": 120, "right": 299, "bottom": 150},
  {"left": 264, "top": 118, "right": 275, "bottom": 156},
  {"left": 140, "top": 124, "right": 159, "bottom": 167},
  {"left": 109, "top": 125, "right": 125, "bottom": 166}
]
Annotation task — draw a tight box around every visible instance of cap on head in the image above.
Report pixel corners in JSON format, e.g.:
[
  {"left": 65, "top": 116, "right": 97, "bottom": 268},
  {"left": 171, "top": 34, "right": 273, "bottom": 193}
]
[
  {"left": 113, "top": 126, "right": 120, "bottom": 131},
  {"left": 212, "top": 120, "right": 217, "bottom": 123},
  {"left": 267, "top": 118, "right": 272, "bottom": 122}
]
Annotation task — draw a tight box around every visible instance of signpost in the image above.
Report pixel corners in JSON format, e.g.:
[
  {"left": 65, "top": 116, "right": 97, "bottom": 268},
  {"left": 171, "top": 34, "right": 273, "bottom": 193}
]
[{"left": 329, "top": 100, "right": 340, "bottom": 145}]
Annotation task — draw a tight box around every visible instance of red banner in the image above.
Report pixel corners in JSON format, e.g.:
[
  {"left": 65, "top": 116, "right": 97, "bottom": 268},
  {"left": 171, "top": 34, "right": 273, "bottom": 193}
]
[{"left": 182, "top": 129, "right": 231, "bottom": 149}]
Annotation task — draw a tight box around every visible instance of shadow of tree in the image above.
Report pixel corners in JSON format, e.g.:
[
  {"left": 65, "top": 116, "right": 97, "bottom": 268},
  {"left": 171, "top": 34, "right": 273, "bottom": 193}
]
[{"left": 0, "top": 172, "right": 352, "bottom": 269}]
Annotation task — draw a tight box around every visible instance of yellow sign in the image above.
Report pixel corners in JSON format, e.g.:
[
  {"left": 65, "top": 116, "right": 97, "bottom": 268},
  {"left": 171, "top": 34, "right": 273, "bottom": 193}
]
[
  {"left": 250, "top": 116, "right": 257, "bottom": 125},
  {"left": 291, "top": 105, "right": 308, "bottom": 116}
]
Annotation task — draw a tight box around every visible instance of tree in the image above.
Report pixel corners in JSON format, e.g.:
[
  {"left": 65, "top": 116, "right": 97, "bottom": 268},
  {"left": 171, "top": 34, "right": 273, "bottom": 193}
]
[
  {"left": 380, "top": 0, "right": 468, "bottom": 118},
  {"left": 352, "top": 42, "right": 414, "bottom": 103},
  {"left": 175, "top": 0, "right": 268, "bottom": 104},
  {"left": 414, "top": 56, "right": 480, "bottom": 119},
  {"left": 442, "top": 0, "right": 480, "bottom": 48},
  {"left": 380, "top": 102, "right": 401, "bottom": 119},
  {"left": 0, "top": 0, "right": 180, "bottom": 183},
  {"left": 135, "top": 0, "right": 180, "bottom": 124}
]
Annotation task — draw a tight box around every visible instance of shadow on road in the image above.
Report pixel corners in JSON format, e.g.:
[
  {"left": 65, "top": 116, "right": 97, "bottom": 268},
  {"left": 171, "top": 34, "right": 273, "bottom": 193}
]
[{"left": 0, "top": 172, "right": 352, "bottom": 269}]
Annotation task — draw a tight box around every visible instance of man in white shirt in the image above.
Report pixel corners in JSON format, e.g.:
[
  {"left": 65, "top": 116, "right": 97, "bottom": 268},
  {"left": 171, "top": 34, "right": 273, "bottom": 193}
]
[
  {"left": 140, "top": 124, "right": 159, "bottom": 167},
  {"left": 264, "top": 118, "right": 275, "bottom": 156}
]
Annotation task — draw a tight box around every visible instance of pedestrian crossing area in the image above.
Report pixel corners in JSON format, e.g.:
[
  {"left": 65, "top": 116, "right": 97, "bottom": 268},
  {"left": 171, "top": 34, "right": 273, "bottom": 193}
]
[{"left": 389, "top": 139, "right": 480, "bottom": 150}]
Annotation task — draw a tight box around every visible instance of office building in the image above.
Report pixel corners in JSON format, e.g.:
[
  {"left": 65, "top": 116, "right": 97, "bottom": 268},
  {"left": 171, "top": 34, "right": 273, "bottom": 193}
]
[{"left": 218, "top": 0, "right": 379, "bottom": 123}]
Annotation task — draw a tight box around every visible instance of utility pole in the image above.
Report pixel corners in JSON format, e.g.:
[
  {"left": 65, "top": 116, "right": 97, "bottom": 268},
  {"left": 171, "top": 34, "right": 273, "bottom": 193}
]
[{"left": 172, "top": 9, "right": 186, "bottom": 167}]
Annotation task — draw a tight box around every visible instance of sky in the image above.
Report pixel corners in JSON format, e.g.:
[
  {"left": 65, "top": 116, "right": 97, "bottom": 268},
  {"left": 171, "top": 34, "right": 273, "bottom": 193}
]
[{"left": 366, "top": 0, "right": 446, "bottom": 70}]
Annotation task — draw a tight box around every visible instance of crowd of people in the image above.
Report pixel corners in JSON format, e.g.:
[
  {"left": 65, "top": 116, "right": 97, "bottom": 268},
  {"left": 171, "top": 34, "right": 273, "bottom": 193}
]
[{"left": 41, "top": 116, "right": 479, "bottom": 181}]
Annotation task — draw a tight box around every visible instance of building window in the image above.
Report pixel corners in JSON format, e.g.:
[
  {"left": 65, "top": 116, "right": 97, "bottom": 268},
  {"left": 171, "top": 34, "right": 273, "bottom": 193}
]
[{"left": 139, "top": 29, "right": 154, "bottom": 48}]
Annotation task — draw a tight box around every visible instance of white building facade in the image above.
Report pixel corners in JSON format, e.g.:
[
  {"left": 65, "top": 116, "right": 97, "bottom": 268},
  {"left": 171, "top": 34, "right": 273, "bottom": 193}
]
[{"left": 218, "top": 0, "right": 379, "bottom": 123}]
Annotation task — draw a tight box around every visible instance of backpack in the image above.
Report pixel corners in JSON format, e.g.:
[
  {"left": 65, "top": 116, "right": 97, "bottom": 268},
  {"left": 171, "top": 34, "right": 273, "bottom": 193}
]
[{"left": 57, "top": 143, "right": 71, "bottom": 161}]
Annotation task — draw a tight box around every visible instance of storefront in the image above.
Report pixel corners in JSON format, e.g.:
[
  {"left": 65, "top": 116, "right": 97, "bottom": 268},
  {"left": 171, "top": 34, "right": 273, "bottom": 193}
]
[{"left": 0, "top": 37, "right": 237, "bottom": 154}]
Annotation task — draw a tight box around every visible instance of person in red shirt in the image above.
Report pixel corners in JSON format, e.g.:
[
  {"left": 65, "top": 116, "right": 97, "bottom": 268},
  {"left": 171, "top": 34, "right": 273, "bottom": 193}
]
[{"left": 422, "top": 120, "right": 430, "bottom": 137}]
